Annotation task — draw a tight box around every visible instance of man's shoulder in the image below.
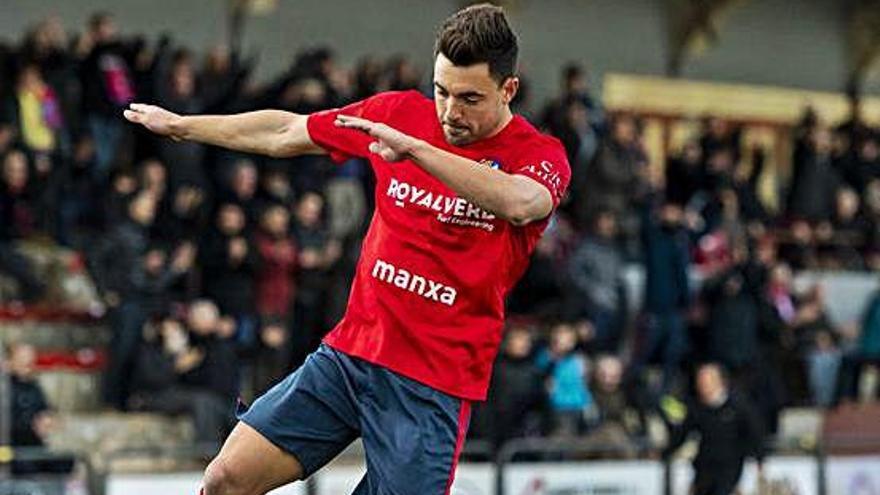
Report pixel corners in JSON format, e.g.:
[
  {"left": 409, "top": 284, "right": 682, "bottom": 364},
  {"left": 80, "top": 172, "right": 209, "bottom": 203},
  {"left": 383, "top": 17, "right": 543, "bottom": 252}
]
[
  {"left": 363, "top": 90, "right": 430, "bottom": 111},
  {"left": 508, "top": 115, "right": 568, "bottom": 159}
]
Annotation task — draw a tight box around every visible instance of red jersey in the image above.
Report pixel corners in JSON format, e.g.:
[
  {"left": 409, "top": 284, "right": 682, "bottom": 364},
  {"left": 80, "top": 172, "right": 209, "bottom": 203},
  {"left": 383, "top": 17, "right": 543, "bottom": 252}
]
[{"left": 307, "top": 90, "right": 570, "bottom": 400}]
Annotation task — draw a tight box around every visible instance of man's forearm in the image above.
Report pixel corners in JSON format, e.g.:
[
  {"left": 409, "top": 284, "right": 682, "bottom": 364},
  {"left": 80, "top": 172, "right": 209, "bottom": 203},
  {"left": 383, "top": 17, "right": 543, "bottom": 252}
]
[
  {"left": 408, "top": 141, "right": 551, "bottom": 225},
  {"left": 172, "top": 110, "right": 321, "bottom": 157}
]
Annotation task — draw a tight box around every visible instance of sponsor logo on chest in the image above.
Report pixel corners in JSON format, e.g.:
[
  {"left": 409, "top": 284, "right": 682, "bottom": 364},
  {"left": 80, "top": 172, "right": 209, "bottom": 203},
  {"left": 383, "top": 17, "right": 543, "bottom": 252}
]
[
  {"left": 385, "top": 177, "right": 497, "bottom": 232},
  {"left": 371, "top": 258, "right": 457, "bottom": 306}
]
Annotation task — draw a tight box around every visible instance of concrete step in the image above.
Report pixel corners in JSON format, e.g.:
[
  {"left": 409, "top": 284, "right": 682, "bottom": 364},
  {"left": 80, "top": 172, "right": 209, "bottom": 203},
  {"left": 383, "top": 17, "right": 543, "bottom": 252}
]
[{"left": 46, "top": 412, "right": 195, "bottom": 471}]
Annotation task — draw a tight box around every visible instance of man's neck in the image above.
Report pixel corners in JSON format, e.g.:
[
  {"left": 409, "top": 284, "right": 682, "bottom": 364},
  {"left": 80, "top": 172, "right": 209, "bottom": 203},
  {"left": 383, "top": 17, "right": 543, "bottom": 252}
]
[{"left": 485, "top": 107, "right": 514, "bottom": 140}]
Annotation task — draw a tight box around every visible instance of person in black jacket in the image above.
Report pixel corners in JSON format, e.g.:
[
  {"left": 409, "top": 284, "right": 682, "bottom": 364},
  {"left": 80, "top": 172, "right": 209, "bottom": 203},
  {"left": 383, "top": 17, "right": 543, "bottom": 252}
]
[
  {"left": 88, "top": 189, "right": 157, "bottom": 408},
  {"left": 664, "top": 363, "right": 766, "bottom": 495},
  {"left": 128, "top": 316, "right": 233, "bottom": 445},
  {"left": 470, "top": 324, "right": 546, "bottom": 452},
  {"left": 78, "top": 12, "right": 137, "bottom": 181},
  {"left": 181, "top": 300, "right": 241, "bottom": 405},
  {"left": 634, "top": 194, "right": 691, "bottom": 392},
  {"left": 199, "top": 203, "right": 260, "bottom": 351},
  {"left": 0, "top": 150, "right": 46, "bottom": 302}
]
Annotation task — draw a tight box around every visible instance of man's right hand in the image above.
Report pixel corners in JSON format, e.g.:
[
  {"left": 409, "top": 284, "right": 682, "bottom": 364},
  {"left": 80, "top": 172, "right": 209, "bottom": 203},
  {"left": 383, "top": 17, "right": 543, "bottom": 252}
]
[{"left": 123, "top": 103, "right": 183, "bottom": 140}]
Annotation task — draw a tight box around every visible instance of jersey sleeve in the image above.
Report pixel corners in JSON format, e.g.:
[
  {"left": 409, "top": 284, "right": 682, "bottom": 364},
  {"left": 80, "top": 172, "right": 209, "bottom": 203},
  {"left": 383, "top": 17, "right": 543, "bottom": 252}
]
[
  {"left": 306, "top": 91, "right": 405, "bottom": 163},
  {"left": 511, "top": 137, "right": 571, "bottom": 209}
]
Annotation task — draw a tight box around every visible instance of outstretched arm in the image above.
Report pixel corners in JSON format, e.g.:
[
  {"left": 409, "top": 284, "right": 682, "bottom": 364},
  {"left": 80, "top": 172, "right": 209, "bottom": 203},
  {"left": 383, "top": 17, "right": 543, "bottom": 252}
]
[
  {"left": 335, "top": 115, "right": 553, "bottom": 226},
  {"left": 123, "top": 103, "right": 325, "bottom": 158}
]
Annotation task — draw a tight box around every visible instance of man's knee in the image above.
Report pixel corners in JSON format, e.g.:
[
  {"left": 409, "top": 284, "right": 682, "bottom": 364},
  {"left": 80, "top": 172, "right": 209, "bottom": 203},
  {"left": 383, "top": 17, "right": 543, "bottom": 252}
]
[{"left": 203, "top": 457, "right": 251, "bottom": 495}]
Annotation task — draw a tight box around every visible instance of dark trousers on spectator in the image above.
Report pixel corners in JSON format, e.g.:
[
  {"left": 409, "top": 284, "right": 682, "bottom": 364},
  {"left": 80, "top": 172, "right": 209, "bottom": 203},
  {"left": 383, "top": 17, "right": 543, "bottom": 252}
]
[
  {"left": 0, "top": 243, "right": 46, "bottom": 302},
  {"left": 103, "top": 301, "right": 146, "bottom": 409},
  {"left": 836, "top": 352, "right": 880, "bottom": 402},
  {"left": 634, "top": 311, "right": 687, "bottom": 392},
  {"left": 692, "top": 460, "right": 744, "bottom": 495}
]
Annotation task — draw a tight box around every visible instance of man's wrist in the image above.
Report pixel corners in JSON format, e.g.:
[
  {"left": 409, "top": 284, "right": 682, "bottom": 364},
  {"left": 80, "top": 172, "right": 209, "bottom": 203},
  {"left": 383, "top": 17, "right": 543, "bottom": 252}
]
[
  {"left": 407, "top": 138, "right": 431, "bottom": 161},
  {"left": 170, "top": 115, "right": 188, "bottom": 141}
]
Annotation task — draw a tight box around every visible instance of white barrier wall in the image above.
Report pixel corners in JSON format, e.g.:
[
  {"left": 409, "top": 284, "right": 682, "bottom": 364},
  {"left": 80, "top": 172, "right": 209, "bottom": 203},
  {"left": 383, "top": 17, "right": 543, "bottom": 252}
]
[
  {"left": 504, "top": 461, "right": 664, "bottom": 495},
  {"left": 826, "top": 456, "right": 880, "bottom": 495},
  {"left": 106, "top": 472, "right": 306, "bottom": 495},
  {"left": 671, "top": 457, "right": 818, "bottom": 495},
  {"left": 107, "top": 455, "right": 878, "bottom": 495}
]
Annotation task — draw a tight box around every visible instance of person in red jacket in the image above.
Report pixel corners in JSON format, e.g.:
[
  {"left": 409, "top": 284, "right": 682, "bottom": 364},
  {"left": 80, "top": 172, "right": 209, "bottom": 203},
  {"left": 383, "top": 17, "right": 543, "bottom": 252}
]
[{"left": 254, "top": 204, "right": 297, "bottom": 320}]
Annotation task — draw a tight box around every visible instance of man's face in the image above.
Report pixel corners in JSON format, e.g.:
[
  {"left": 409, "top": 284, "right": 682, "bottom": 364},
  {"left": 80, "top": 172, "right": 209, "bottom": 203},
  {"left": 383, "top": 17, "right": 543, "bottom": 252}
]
[
  {"left": 433, "top": 54, "right": 517, "bottom": 146},
  {"left": 8, "top": 344, "right": 37, "bottom": 379},
  {"left": 696, "top": 365, "right": 725, "bottom": 404}
]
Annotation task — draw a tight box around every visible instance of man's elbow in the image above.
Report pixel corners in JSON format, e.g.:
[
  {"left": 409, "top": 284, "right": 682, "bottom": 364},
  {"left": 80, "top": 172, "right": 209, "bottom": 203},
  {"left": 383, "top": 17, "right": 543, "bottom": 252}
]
[{"left": 503, "top": 189, "right": 552, "bottom": 227}]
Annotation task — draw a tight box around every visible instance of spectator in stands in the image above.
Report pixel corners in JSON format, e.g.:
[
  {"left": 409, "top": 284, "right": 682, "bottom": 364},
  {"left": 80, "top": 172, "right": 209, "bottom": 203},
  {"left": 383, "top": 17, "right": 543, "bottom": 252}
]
[
  {"left": 581, "top": 113, "right": 647, "bottom": 230},
  {"left": 837, "top": 284, "right": 880, "bottom": 402},
  {"left": 181, "top": 300, "right": 240, "bottom": 406},
  {"left": 255, "top": 168, "right": 296, "bottom": 214},
  {"left": 472, "top": 324, "right": 546, "bottom": 451},
  {"left": 821, "top": 188, "right": 871, "bottom": 270},
  {"left": 586, "top": 354, "right": 646, "bottom": 458},
  {"left": 701, "top": 245, "right": 762, "bottom": 379},
  {"left": 808, "top": 329, "right": 841, "bottom": 407},
  {"left": 101, "top": 167, "right": 138, "bottom": 228},
  {"left": 199, "top": 203, "right": 259, "bottom": 352},
  {"left": 89, "top": 189, "right": 157, "bottom": 408},
  {"left": 634, "top": 195, "right": 691, "bottom": 393},
  {"left": 559, "top": 96, "right": 601, "bottom": 229},
  {"left": 665, "top": 141, "right": 705, "bottom": 207},
  {"left": 539, "top": 63, "right": 603, "bottom": 140},
  {"left": 385, "top": 55, "right": 422, "bottom": 92},
  {"left": 565, "top": 209, "right": 626, "bottom": 353},
  {"left": 664, "top": 363, "right": 765, "bottom": 495},
  {"left": 128, "top": 317, "right": 233, "bottom": 445},
  {"left": 90, "top": 189, "right": 156, "bottom": 306},
  {"left": 221, "top": 158, "right": 260, "bottom": 224},
  {"left": 290, "top": 191, "right": 341, "bottom": 368},
  {"left": 786, "top": 126, "right": 840, "bottom": 223},
  {"left": 250, "top": 204, "right": 298, "bottom": 389},
  {"left": 78, "top": 12, "right": 137, "bottom": 180},
  {"left": 507, "top": 216, "right": 571, "bottom": 319},
  {"left": 838, "top": 134, "right": 880, "bottom": 195},
  {"left": 3, "top": 343, "right": 57, "bottom": 448},
  {"left": 6, "top": 62, "right": 65, "bottom": 160},
  {"left": 536, "top": 322, "right": 593, "bottom": 436},
  {"left": 0, "top": 149, "right": 46, "bottom": 302},
  {"left": 251, "top": 316, "right": 290, "bottom": 396},
  {"left": 199, "top": 43, "right": 252, "bottom": 114},
  {"left": 156, "top": 182, "right": 209, "bottom": 244},
  {"left": 699, "top": 117, "right": 741, "bottom": 164},
  {"left": 129, "top": 240, "right": 195, "bottom": 319},
  {"left": 55, "top": 134, "right": 98, "bottom": 247},
  {"left": 254, "top": 204, "right": 297, "bottom": 321},
  {"left": 865, "top": 180, "right": 880, "bottom": 269},
  {"left": 786, "top": 284, "right": 839, "bottom": 404}
]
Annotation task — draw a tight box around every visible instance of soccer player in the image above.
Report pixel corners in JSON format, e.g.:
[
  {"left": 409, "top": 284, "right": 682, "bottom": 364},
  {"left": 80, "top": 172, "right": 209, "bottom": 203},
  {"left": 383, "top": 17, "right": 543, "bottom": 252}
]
[{"left": 124, "top": 4, "right": 571, "bottom": 494}]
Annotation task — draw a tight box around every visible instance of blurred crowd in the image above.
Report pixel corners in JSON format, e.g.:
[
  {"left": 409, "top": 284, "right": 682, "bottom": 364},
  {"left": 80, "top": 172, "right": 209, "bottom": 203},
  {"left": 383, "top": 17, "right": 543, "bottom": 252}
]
[{"left": 1, "top": 13, "right": 879, "bottom": 452}]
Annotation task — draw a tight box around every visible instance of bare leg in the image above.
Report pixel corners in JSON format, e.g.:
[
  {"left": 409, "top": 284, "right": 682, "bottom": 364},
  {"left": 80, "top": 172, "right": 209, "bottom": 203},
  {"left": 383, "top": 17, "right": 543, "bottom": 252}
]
[{"left": 202, "top": 422, "right": 304, "bottom": 495}]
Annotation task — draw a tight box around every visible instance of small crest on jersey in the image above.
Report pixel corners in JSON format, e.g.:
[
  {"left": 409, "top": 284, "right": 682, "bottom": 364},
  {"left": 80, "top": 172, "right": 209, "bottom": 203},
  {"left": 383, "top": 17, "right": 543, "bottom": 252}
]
[{"left": 479, "top": 158, "right": 501, "bottom": 170}]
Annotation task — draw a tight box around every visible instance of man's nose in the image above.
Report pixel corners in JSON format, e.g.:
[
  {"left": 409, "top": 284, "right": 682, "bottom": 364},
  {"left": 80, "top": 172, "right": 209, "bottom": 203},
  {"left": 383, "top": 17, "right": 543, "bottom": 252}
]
[{"left": 443, "top": 100, "right": 464, "bottom": 122}]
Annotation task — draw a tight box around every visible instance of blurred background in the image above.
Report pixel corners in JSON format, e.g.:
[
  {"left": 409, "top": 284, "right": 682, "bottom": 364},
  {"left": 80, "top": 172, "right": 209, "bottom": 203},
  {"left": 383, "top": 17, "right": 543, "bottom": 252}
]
[{"left": 0, "top": 0, "right": 879, "bottom": 494}]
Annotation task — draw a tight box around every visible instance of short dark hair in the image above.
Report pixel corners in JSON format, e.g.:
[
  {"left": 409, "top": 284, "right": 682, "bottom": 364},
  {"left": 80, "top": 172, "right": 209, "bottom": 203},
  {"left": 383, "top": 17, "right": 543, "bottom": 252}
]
[
  {"left": 434, "top": 3, "right": 518, "bottom": 84},
  {"left": 89, "top": 11, "right": 113, "bottom": 31}
]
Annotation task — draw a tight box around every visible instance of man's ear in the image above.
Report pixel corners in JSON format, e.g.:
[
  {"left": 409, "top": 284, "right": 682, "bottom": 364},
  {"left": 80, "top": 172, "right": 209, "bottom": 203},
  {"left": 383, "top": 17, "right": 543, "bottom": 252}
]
[{"left": 501, "top": 76, "right": 519, "bottom": 105}]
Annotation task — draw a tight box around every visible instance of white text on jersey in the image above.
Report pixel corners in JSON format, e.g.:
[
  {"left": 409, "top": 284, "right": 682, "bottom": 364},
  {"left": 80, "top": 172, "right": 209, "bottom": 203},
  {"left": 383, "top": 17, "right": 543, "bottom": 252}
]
[{"left": 371, "top": 258, "right": 457, "bottom": 306}]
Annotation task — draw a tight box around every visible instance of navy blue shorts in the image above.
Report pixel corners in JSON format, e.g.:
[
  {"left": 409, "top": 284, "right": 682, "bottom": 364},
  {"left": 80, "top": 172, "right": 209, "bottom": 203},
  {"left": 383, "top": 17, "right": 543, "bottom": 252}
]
[{"left": 237, "top": 344, "right": 471, "bottom": 494}]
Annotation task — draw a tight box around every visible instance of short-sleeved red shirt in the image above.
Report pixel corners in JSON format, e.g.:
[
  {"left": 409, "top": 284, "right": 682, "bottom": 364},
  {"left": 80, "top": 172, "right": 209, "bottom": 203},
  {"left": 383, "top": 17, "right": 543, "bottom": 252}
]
[{"left": 307, "top": 90, "right": 570, "bottom": 400}]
